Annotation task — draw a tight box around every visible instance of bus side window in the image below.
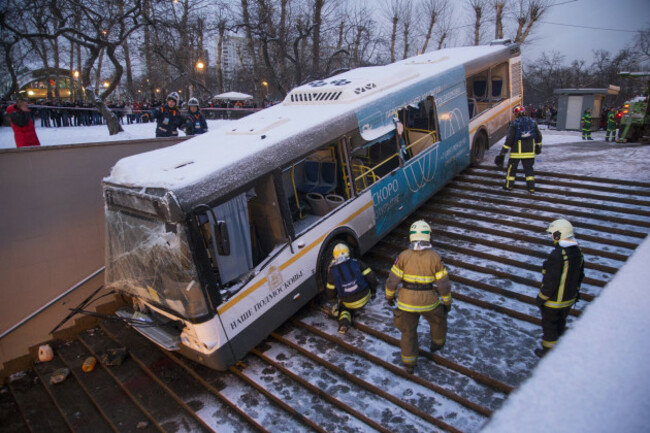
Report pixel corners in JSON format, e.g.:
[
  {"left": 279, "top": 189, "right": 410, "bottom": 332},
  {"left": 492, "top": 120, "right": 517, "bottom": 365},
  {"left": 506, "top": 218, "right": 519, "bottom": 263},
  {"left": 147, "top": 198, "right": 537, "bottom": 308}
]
[{"left": 280, "top": 145, "right": 345, "bottom": 235}]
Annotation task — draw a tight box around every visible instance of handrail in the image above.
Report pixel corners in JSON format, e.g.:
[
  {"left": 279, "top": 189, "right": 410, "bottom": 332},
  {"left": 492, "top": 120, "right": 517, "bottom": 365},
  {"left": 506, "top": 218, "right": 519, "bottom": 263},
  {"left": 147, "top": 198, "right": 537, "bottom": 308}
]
[
  {"left": 352, "top": 129, "right": 438, "bottom": 185},
  {"left": 0, "top": 267, "right": 105, "bottom": 340}
]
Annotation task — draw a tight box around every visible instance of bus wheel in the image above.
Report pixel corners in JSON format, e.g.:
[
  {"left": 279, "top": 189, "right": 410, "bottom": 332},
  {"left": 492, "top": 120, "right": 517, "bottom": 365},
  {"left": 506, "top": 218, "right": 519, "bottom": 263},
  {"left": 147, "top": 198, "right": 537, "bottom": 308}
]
[
  {"left": 470, "top": 132, "right": 487, "bottom": 166},
  {"left": 317, "top": 238, "right": 354, "bottom": 294}
]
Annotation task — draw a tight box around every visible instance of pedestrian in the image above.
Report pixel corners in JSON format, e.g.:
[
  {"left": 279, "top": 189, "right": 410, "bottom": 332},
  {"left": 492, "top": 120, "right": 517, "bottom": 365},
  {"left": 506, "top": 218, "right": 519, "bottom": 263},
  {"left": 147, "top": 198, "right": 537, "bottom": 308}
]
[
  {"left": 494, "top": 104, "right": 542, "bottom": 193},
  {"left": 147, "top": 92, "right": 184, "bottom": 137},
  {"left": 326, "top": 243, "right": 378, "bottom": 334},
  {"left": 535, "top": 219, "right": 584, "bottom": 357},
  {"left": 605, "top": 108, "right": 616, "bottom": 142},
  {"left": 7, "top": 98, "right": 41, "bottom": 148},
  {"left": 385, "top": 220, "right": 452, "bottom": 374},
  {"left": 183, "top": 97, "right": 208, "bottom": 135},
  {"left": 581, "top": 107, "right": 593, "bottom": 140}
]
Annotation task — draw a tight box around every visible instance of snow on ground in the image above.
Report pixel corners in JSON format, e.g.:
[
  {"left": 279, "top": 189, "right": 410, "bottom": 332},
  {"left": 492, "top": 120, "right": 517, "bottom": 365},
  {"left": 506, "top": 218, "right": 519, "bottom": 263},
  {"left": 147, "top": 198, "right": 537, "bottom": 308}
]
[
  {"left": 0, "top": 118, "right": 232, "bottom": 148},
  {"left": 3, "top": 119, "right": 650, "bottom": 431}
]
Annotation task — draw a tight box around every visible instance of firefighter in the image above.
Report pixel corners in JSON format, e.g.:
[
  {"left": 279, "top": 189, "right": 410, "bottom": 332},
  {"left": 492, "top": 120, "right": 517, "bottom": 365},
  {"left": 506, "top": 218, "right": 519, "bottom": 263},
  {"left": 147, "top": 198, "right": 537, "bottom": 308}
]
[
  {"left": 605, "top": 108, "right": 616, "bottom": 142},
  {"left": 326, "top": 243, "right": 378, "bottom": 334},
  {"left": 385, "top": 220, "right": 452, "bottom": 374},
  {"left": 581, "top": 107, "right": 593, "bottom": 140},
  {"left": 535, "top": 219, "right": 585, "bottom": 357},
  {"left": 494, "top": 105, "right": 542, "bottom": 193}
]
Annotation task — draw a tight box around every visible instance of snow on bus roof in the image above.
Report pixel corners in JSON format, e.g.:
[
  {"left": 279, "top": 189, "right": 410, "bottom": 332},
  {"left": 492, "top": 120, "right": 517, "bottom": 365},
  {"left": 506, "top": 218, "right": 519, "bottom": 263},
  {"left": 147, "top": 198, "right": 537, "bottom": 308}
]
[{"left": 105, "top": 44, "right": 513, "bottom": 205}]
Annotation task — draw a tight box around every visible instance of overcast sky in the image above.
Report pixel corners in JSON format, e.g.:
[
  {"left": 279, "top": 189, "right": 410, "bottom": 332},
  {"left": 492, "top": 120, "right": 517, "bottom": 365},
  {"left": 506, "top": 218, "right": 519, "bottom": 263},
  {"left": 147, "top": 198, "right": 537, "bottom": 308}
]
[{"left": 522, "top": 0, "right": 649, "bottom": 64}]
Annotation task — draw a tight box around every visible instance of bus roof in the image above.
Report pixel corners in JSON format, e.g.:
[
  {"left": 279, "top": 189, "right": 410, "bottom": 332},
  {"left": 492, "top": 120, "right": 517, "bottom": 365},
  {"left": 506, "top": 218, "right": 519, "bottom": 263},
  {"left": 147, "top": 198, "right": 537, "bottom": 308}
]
[{"left": 105, "top": 43, "right": 519, "bottom": 213}]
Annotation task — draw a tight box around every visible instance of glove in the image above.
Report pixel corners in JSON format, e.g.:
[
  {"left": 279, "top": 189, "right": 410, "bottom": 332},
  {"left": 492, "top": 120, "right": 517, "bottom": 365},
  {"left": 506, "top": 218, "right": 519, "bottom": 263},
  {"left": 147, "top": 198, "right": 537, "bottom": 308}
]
[
  {"left": 494, "top": 154, "right": 505, "bottom": 168},
  {"left": 535, "top": 144, "right": 542, "bottom": 155},
  {"left": 370, "top": 288, "right": 377, "bottom": 300},
  {"left": 330, "top": 303, "right": 340, "bottom": 317},
  {"left": 535, "top": 296, "right": 545, "bottom": 308},
  {"left": 443, "top": 303, "right": 452, "bottom": 313},
  {"left": 386, "top": 296, "right": 395, "bottom": 307}
]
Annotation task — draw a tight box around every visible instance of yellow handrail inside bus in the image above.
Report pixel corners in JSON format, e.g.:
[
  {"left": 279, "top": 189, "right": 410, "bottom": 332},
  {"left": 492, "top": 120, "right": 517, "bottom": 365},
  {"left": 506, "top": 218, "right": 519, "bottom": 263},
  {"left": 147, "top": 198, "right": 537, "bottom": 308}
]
[
  {"left": 290, "top": 163, "right": 302, "bottom": 219},
  {"left": 351, "top": 128, "right": 437, "bottom": 188}
]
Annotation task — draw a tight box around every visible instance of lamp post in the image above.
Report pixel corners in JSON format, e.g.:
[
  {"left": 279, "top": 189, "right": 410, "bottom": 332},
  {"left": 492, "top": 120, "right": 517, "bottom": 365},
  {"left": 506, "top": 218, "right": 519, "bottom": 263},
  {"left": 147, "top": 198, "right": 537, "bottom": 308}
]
[{"left": 262, "top": 80, "right": 269, "bottom": 106}]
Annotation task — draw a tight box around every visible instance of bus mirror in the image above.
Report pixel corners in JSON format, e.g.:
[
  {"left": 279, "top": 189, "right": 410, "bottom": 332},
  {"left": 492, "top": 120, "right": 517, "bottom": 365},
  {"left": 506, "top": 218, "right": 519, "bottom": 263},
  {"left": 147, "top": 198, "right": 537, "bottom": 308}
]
[{"left": 215, "top": 220, "right": 230, "bottom": 256}]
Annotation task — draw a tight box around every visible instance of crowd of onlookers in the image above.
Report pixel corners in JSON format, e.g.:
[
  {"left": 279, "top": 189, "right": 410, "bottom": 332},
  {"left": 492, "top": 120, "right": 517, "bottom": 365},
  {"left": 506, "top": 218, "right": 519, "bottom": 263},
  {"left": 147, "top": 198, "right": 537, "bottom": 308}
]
[
  {"left": 524, "top": 104, "right": 558, "bottom": 127},
  {"left": 0, "top": 97, "right": 262, "bottom": 128}
]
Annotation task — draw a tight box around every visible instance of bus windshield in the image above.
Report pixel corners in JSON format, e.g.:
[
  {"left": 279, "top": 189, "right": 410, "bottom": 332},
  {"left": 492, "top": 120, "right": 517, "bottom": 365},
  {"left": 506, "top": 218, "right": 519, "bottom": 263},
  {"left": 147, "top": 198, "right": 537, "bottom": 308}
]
[{"left": 105, "top": 208, "right": 209, "bottom": 320}]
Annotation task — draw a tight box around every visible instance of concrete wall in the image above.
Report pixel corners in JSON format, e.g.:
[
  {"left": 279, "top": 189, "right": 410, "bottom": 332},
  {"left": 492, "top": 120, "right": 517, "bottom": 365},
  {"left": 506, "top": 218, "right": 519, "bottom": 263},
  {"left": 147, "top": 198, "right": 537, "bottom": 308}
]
[{"left": 0, "top": 137, "right": 185, "bottom": 369}]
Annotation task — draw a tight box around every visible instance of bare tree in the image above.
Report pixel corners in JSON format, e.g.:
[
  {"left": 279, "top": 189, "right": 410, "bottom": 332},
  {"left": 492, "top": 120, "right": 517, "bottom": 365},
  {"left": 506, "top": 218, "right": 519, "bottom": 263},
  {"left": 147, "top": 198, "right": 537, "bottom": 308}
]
[
  {"left": 513, "top": 0, "right": 552, "bottom": 44},
  {"left": 420, "top": 0, "right": 450, "bottom": 54},
  {"left": 401, "top": 1, "right": 413, "bottom": 59},
  {"left": 494, "top": 0, "right": 506, "bottom": 39},
  {"left": 383, "top": 0, "right": 402, "bottom": 63},
  {"left": 468, "top": 0, "right": 487, "bottom": 46}
]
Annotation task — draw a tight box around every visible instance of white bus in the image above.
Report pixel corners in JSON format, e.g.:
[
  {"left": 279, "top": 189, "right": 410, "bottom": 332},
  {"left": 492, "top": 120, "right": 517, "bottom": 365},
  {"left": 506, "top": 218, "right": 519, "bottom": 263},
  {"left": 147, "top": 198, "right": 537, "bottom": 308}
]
[{"left": 104, "top": 40, "right": 522, "bottom": 370}]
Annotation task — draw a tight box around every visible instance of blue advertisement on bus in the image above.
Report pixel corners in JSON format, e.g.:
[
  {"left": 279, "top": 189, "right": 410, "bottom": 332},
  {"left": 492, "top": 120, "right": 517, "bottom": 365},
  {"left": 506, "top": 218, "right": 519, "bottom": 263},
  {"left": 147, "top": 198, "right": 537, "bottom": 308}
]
[{"left": 363, "top": 66, "right": 471, "bottom": 237}]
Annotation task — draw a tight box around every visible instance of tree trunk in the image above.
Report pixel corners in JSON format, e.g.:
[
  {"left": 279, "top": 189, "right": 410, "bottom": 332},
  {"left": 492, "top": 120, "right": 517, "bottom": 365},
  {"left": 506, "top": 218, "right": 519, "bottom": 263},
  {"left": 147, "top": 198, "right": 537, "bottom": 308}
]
[
  {"left": 311, "top": 0, "right": 324, "bottom": 79},
  {"left": 473, "top": 6, "right": 482, "bottom": 46},
  {"left": 422, "top": 12, "right": 437, "bottom": 54},
  {"left": 390, "top": 16, "right": 398, "bottom": 63},
  {"left": 216, "top": 24, "right": 225, "bottom": 94},
  {"left": 402, "top": 22, "right": 410, "bottom": 59},
  {"left": 495, "top": 2, "right": 504, "bottom": 39}
]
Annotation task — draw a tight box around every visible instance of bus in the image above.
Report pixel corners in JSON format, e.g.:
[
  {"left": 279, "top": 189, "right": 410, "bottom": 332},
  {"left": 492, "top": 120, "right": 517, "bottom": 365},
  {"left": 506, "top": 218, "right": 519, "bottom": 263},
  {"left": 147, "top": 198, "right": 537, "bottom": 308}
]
[{"left": 104, "top": 40, "right": 522, "bottom": 370}]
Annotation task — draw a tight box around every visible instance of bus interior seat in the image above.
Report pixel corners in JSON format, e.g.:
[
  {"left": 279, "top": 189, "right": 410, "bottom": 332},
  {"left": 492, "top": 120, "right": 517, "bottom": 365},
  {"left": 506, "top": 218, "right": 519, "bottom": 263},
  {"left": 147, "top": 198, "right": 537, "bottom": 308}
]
[
  {"left": 473, "top": 79, "right": 487, "bottom": 101},
  {"left": 491, "top": 77, "right": 503, "bottom": 101},
  {"left": 297, "top": 160, "right": 321, "bottom": 193},
  {"left": 468, "top": 98, "right": 477, "bottom": 118},
  {"left": 311, "top": 161, "right": 337, "bottom": 195}
]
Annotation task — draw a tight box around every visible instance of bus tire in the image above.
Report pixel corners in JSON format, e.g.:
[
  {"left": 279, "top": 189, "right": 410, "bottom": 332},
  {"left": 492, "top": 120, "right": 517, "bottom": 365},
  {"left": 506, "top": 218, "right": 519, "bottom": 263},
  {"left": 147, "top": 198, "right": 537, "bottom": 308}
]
[
  {"left": 470, "top": 131, "right": 487, "bottom": 166},
  {"left": 317, "top": 238, "right": 354, "bottom": 294}
]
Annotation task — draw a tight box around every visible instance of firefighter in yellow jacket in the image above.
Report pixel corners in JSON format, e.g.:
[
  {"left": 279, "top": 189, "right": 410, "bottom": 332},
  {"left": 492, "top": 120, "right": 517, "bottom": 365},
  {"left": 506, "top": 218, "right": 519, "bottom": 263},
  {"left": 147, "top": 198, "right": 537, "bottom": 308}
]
[{"left": 385, "top": 220, "right": 452, "bottom": 374}]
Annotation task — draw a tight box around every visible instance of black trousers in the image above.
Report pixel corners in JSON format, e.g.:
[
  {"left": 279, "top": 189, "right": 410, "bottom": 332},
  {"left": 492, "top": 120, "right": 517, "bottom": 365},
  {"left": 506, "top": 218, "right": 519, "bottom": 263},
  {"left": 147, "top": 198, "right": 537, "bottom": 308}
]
[
  {"left": 540, "top": 306, "right": 571, "bottom": 349},
  {"left": 505, "top": 158, "right": 535, "bottom": 191}
]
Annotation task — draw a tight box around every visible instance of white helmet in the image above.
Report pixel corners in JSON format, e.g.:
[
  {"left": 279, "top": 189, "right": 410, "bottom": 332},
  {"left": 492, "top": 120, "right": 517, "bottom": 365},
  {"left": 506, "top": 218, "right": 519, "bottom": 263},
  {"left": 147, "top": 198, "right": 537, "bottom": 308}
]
[
  {"left": 333, "top": 243, "right": 350, "bottom": 260},
  {"left": 547, "top": 219, "right": 574, "bottom": 240},
  {"left": 409, "top": 220, "right": 431, "bottom": 242},
  {"left": 188, "top": 97, "right": 200, "bottom": 107},
  {"left": 167, "top": 92, "right": 180, "bottom": 103}
]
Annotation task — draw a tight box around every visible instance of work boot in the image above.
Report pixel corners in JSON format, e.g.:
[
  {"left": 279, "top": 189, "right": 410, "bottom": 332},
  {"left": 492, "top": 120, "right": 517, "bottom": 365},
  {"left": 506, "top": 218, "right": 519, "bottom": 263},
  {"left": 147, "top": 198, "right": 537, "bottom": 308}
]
[
  {"left": 587, "top": 137, "right": 593, "bottom": 140},
  {"left": 430, "top": 341, "right": 444, "bottom": 353},
  {"left": 528, "top": 189, "right": 535, "bottom": 194},
  {"left": 534, "top": 347, "right": 548, "bottom": 358},
  {"left": 338, "top": 324, "right": 348, "bottom": 334},
  {"left": 404, "top": 364, "right": 415, "bottom": 374}
]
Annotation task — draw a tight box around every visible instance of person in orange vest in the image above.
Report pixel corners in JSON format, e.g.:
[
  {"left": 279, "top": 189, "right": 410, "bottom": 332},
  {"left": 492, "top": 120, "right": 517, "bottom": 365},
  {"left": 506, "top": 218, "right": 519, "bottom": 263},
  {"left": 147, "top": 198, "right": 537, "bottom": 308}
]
[
  {"left": 7, "top": 98, "right": 41, "bottom": 147},
  {"left": 385, "top": 220, "right": 452, "bottom": 374}
]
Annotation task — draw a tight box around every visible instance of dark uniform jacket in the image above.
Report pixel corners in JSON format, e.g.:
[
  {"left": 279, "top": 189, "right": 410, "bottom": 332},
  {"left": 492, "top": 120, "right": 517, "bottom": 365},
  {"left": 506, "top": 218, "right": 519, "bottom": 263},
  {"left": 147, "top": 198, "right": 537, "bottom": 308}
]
[
  {"left": 326, "top": 259, "right": 377, "bottom": 309},
  {"left": 538, "top": 240, "right": 585, "bottom": 309},
  {"left": 501, "top": 116, "right": 542, "bottom": 159},
  {"left": 184, "top": 111, "right": 208, "bottom": 135},
  {"left": 385, "top": 248, "right": 451, "bottom": 312},
  {"left": 151, "top": 105, "right": 184, "bottom": 137}
]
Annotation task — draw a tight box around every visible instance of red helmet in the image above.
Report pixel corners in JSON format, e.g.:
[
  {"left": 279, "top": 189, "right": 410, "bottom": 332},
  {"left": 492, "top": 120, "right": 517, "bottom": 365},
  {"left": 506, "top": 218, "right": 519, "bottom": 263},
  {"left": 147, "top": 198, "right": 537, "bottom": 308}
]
[{"left": 513, "top": 105, "right": 525, "bottom": 116}]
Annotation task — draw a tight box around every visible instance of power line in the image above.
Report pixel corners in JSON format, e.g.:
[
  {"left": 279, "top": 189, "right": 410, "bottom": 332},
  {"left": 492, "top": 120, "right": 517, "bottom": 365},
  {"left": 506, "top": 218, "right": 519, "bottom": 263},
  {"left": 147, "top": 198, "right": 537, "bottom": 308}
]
[{"left": 540, "top": 21, "right": 641, "bottom": 33}]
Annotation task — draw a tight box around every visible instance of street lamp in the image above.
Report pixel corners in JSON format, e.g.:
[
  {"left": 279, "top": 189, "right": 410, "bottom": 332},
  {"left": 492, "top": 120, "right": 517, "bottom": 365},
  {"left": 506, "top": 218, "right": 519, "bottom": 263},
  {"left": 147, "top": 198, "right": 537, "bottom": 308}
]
[{"left": 196, "top": 61, "right": 205, "bottom": 71}]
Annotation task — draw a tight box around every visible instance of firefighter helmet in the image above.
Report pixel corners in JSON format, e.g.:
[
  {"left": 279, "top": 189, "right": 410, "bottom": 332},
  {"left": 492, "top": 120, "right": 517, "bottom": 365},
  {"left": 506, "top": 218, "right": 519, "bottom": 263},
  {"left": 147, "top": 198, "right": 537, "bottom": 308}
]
[
  {"left": 188, "top": 97, "right": 200, "bottom": 107},
  {"left": 333, "top": 243, "right": 350, "bottom": 260},
  {"left": 167, "top": 92, "right": 180, "bottom": 103},
  {"left": 409, "top": 220, "right": 431, "bottom": 242},
  {"left": 546, "top": 219, "right": 574, "bottom": 240},
  {"left": 513, "top": 105, "right": 525, "bottom": 116}
]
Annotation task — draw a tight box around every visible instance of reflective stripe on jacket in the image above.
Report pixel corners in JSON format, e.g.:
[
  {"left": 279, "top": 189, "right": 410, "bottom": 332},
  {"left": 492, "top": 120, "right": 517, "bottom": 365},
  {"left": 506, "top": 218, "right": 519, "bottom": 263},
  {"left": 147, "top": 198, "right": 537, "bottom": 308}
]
[
  {"left": 501, "top": 117, "right": 542, "bottom": 159},
  {"left": 385, "top": 248, "right": 451, "bottom": 313},
  {"left": 538, "top": 241, "right": 585, "bottom": 309}
]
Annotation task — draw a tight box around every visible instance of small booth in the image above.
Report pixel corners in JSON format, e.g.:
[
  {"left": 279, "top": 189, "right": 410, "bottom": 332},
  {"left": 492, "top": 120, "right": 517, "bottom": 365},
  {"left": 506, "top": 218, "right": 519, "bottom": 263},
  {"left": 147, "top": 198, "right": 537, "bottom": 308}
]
[{"left": 554, "top": 85, "right": 620, "bottom": 131}]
